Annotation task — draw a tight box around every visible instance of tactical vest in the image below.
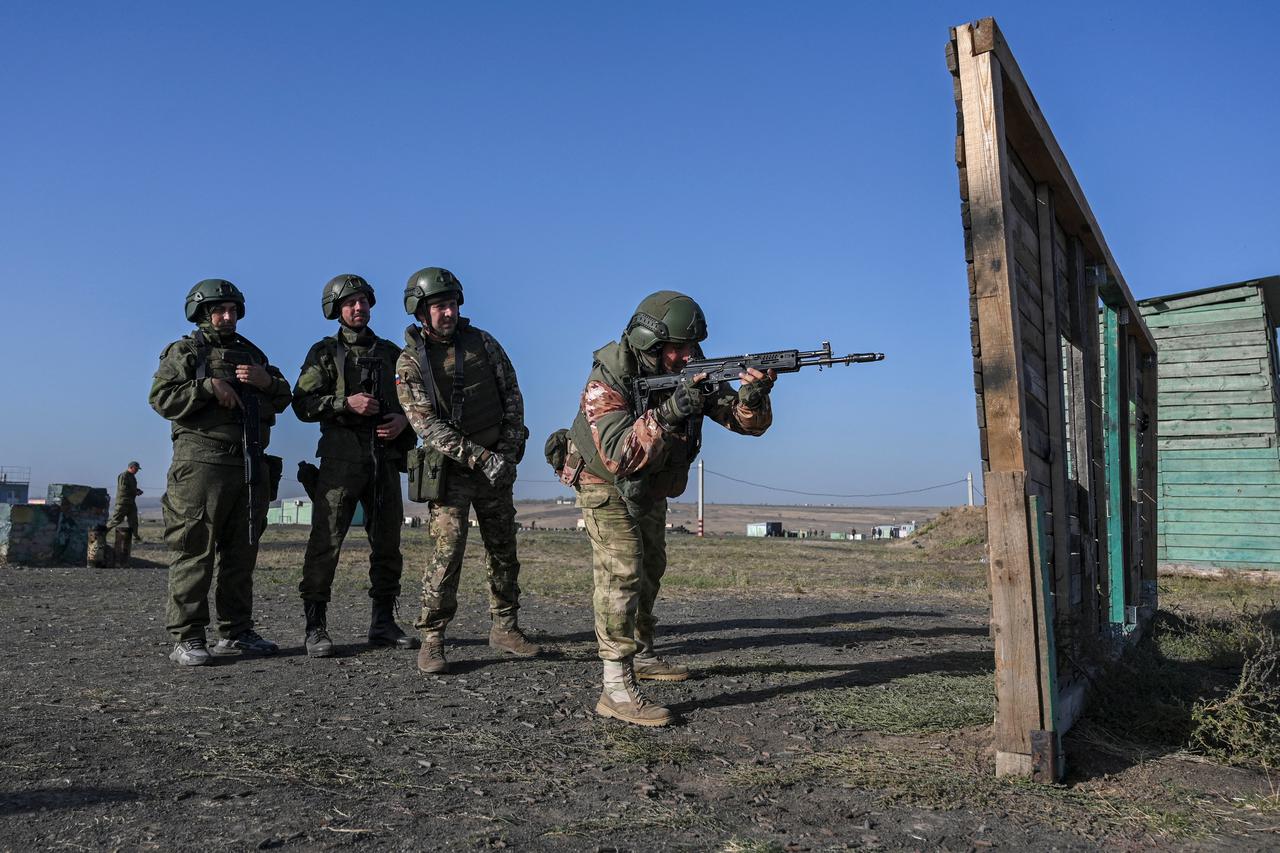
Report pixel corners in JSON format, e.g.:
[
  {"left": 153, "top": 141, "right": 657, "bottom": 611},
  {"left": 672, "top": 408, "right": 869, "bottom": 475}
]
[
  {"left": 175, "top": 330, "right": 278, "bottom": 441},
  {"left": 411, "top": 322, "right": 505, "bottom": 450},
  {"left": 567, "top": 340, "right": 702, "bottom": 501}
]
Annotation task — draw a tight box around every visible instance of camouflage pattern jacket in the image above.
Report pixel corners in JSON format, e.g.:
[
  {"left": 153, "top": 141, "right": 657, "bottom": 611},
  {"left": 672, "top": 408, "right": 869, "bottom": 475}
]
[
  {"left": 115, "top": 470, "right": 142, "bottom": 506},
  {"left": 395, "top": 321, "right": 527, "bottom": 469},
  {"left": 567, "top": 339, "right": 771, "bottom": 500},
  {"left": 149, "top": 325, "right": 292, "bottom": 466},
  {"left": 291, "top": 326, "right": 414, "bottom": 464}
]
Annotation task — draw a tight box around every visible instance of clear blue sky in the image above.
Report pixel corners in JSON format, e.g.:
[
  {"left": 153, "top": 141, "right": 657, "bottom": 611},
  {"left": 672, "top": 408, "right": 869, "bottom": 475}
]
[{"left": 2, "top": 1, "right": 1276, "bottom": 506}]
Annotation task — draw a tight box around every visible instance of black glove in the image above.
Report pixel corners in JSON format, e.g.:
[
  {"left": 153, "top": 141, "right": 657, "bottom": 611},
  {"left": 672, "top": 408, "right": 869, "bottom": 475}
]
[
  {"left": 738, "top": 373, "right": 774, "bottom": 410},
  {"left": 479, "top": 451, "right": 516, "bottom": 489},
  {"left": 655, "top": 380, "right": 703, "bottom": 431}
]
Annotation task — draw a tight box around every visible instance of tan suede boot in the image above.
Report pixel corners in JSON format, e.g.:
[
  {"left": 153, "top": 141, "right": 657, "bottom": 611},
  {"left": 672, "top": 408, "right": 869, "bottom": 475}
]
[
  {"left": 595, "top": 659, "right": 674, "bottom": 727},
  {"left": 489, "top": 617, "right": 541, "bottom": 657},
  {"left": 416, "top": 634, "right": 448, "bottom": 674},
  {"left": 634, "top": 652, "right": 690, "bottom": 682}
]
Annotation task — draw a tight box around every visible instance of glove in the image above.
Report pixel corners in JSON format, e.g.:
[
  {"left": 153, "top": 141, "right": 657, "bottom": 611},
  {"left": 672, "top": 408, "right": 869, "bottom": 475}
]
[
  {"left": 738, "top": 373, "right": 775, "bottom": 410},
  {"left": 655, "top": 380, "right": 703, "bottom": 431},
  {"left": 479, "top": 451, "right": 516, "bottom": 489}
]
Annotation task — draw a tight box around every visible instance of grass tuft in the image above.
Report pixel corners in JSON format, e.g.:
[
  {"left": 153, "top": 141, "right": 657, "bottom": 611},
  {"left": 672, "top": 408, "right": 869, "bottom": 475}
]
[{"left": 808, "top": 671, "right": 993, "bottom": 734}]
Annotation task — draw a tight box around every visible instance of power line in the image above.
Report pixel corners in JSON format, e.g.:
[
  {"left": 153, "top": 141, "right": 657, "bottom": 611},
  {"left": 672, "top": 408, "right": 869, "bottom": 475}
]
[{"left": 702, "top": 469, "right": 968, "bottom": 499}]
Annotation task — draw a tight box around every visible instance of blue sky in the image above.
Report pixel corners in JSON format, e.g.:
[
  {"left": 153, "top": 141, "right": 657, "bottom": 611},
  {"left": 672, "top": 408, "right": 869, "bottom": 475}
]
[{"left": 1, "top": 1, "right": 1276, "bottom": 506}]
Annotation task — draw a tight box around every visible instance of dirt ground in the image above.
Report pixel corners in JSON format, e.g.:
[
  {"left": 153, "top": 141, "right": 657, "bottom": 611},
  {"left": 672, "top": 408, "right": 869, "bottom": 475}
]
[{"left": 1, "top": 517, "right": 1276, "bottom": 851}]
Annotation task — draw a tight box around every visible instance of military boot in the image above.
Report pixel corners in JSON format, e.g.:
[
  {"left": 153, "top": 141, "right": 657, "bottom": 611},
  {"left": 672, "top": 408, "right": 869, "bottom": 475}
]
[
  {"left": 368, "top": 598, "right": 419, "bottom": 649},
  {"left": 489, "top": 615, "right": 541, "bottom": 657},
  {"left": 417, "top": 633, "right": 448, "bottom": 674},
  {"left": 595, "top": 659, "right": 674, "bottom": 727},
  {"left": 634, "top": 627, "right": 689, "bottom": 681},
  {"left": 304, "top": 601, "right": 333, "bottom": 658}
]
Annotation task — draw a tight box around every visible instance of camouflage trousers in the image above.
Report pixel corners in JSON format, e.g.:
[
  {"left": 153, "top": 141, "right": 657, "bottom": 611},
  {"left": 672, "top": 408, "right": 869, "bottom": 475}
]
[
  {"left": 299, "top": 457, "right": 404, "bottom": 603},
  {"left": 577, "top": 483, "right": 667, "bottom": 661},
  {"left": 106, "top": 502, "right": 139, "bottom": 537},
  {"left": 161, "top": 459, "right": 266, "bottom": 642},
  {"left": 416, "top": 465, "right": 521, "bottom": 636}
]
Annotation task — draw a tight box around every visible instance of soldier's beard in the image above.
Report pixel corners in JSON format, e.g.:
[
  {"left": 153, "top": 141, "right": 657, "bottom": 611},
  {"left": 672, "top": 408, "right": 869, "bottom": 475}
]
[{"left": 427, "top": 318, "right": 456, "bottom": 340}]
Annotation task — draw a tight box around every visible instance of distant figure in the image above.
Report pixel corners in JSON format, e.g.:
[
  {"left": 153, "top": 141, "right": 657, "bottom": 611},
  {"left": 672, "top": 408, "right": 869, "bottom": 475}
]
[
  {"left": 105, "top": 461, "right": 143, "bottom": 542},
  {"left": 292, "top": 274, "right": 417, "bottom": 658},
  {"left": 150, "top": 279, "right": 292, "bottom": 667}
]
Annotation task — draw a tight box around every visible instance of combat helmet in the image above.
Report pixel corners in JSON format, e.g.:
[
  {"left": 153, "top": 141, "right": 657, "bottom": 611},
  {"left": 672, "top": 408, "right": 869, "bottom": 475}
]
[
  {"left": 624, "top": 291, "right": 708, "bottom": 351},
  {"left": 185, "top": 279, "right": 245, "bottom": 322},
  {"left": 322, "top": 274, "right": 376, "bottom": 320},
  {"left": 404, "top": 267, "right": 464, "bottom": 316}
]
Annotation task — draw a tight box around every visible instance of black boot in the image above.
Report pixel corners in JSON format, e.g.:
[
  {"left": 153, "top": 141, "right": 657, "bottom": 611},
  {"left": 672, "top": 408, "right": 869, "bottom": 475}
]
[
  {"left": 368, "top": 598, "right": 419, "bottom": 649},
  {"left": 304, "top": 601, "right": 333, "bottom": 658}
]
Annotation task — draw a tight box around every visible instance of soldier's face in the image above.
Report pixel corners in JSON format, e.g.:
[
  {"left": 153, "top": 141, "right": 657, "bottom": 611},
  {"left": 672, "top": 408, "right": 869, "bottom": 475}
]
[
  {"left": 207, "top": 302, "right": 238, "bottom": 333},
  {"left": 340, "top": 294, "right": 371, "bottom": 329},
  {"left": 424, "top": 298, "right": 459, "bottom": 338},
  {"left": 659, "top": 342, "right": 695, "bottom": 373}
]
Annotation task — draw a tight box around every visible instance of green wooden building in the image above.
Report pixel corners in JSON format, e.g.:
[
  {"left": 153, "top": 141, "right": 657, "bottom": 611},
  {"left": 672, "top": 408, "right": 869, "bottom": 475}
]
[{"left": 1138, "top": 276, "right": 1280, "bottom": 571}]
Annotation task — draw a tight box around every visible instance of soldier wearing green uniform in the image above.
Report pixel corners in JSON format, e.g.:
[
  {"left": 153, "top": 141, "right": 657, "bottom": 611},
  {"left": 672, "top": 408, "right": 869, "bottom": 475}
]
[
  {"left": 561, "top": 291, "right": 776, "bottom": 725},
  {"left": 394, "top": 267, "right": 539, "bottom": 674},
  {"left": 292, "top": 274, "right": 417, "bottom": 657},
  {"left": 105, "top": 461, "right": 143, "bottom": 542},
  {"left": 150, "top": 279, "right": 292, "bottom": 666}
]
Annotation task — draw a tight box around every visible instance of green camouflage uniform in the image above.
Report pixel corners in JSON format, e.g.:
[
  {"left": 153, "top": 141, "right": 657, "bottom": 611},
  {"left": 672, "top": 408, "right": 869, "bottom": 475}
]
[
  {"left": 394, "top": 320, "right": 528, "bottom": 635},
  {"left": 149, "top": 323, "right": 292, "bottom": 642},
  {"left": 105, "top": 469, "right": 142, "bottom": 537},
  {"left": 293, "top": 326, "right": 413, "bottom": 603},
  {"left": 567, "top": 339, "right": 772, "bottom": 661}
]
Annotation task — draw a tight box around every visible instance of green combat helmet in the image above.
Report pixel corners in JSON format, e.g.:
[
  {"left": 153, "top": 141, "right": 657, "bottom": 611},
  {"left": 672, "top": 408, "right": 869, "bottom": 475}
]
[
  {"left": 322, "top": 274, "right": 376, "bottom": 320},
  {"left": 403, "top": 267, "right": 464, "bottom": 316},
  {"left": 624, "top": 291, "right": 708, "bottom": 351},
  {"left": 185, "top": 279, "right": 245, "bottom": 322}
]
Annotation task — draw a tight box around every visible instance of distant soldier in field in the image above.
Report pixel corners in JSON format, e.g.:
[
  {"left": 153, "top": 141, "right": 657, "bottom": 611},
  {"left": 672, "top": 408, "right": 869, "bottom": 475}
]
[
  {"left": 560, "top": 291, "right": 776, "bottom": 726},
  {"left": 150, "top": 279, "right": 292, "bottom": 666},
  {"left": 292, "top": 274, "right": 417, "bottom": 657},
  {"left": 105, "top": 461, "right": 143, "bottom": 542},
  {"left": 394, "top": 267, "right": 537, "bottom": 674}
]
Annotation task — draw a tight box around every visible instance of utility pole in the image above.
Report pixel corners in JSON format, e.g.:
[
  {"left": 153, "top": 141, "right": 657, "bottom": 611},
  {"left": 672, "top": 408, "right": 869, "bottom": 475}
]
[
  {"left": 967, "top": 471, "right": 974, "bottom": 507},
  {"left": 697, "top": 459, "right": 705, "bottom": 537}
]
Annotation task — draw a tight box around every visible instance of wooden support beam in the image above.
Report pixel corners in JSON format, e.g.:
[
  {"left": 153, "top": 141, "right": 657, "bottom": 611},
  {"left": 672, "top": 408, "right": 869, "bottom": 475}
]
[{"left": 1102, "top": 304, "right": 1126, "bottom": 626}]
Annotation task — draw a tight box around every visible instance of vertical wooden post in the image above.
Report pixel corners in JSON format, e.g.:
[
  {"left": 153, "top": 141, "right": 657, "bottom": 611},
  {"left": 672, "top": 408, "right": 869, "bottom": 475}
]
[{"left": 1101, "top": 303, "right": 1126, "bottom": 626}]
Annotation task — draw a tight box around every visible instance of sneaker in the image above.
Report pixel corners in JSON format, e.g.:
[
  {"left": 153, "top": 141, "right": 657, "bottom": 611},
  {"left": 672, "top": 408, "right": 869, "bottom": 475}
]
[
  {"left": 169, "top": 638, "right": 211, "bottom": 667},
  {"left": 211, "top": 629, "right": 279, "bottom": 656}
]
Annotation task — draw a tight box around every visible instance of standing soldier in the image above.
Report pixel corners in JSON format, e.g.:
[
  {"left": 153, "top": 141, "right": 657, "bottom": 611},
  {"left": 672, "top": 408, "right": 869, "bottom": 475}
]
[
  {"left": 106, "top": 461, "right": 144, "bottom": 542},
  {"left": 150, "top": 279, "right": 292, "bottom": 666},
  {"left": 394, "top": 267, "right": 538, "bottom": 674},
  {"left": 292, "top": 274, "right": 417, "bottom": 657},
  {"left": 561, "top": 291, "right": 776, "bottom": 726}
]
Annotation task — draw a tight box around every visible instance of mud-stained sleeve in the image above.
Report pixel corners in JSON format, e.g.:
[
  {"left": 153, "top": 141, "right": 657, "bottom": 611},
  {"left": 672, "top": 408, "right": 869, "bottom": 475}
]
[
  {"left": 149, "top": 340, "right": 215, "bottom": 420},
  {"left": 478, "top": 330, "right": 527, "bottom": 459},
  {"left": 582, "top": 380, "right": 667, "bottom": 477},
  {"left": 395, "top": 348, "right": 490, "bottom": 469},
  {"left": 292, "top": 341, "right": 345, "bottom": 423},
  {"left": 703, "top": 381, "right": 772, "bottom": 436}
]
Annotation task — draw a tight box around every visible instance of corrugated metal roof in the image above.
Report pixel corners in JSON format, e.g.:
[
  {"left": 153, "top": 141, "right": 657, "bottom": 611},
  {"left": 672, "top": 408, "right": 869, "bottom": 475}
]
[{"left": 1138, "top": 275, "right": 1280, "bottom": 328}]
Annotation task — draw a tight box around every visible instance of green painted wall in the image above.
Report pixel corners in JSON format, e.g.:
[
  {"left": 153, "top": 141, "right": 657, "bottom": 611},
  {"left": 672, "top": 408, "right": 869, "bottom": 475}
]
[{"left": 1140, "top": 283, "right": 1280, "bottom": 570}]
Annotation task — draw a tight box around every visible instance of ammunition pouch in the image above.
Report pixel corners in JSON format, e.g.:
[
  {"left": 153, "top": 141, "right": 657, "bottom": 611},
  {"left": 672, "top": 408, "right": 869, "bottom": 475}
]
[
  {"left": 266, "top": 454, "right": 284, "bottom": 502},
  {"left": 544, "top": 429, "right": 569, "bottom": 474},
  {"left": 407, "top": 446, "right": 446, "bottom": 503},
  {"left": 297, "top": 460, "right": 319, "bottom": 501}
]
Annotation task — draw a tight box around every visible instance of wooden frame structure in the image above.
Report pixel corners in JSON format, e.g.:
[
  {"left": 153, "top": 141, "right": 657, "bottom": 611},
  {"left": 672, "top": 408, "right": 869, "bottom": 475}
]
[{"left": 948, "top": 18, "right": 1159, "bottom": 781}]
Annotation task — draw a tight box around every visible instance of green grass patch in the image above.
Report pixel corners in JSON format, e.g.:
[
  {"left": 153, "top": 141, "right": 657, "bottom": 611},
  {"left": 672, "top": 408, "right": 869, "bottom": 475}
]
[{"left": 808, "top": 671, "right": 994, "bottom": 734}]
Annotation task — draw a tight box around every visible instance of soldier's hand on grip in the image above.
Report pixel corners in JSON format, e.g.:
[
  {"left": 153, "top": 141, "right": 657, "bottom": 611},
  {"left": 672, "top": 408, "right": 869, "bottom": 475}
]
[
  {"left": 737, "top": 367, "right": 776, "bottom": 410},
  {"left": 210, "top": 378, "right": 242, "bottom": 410},
  {"left": 346, "top": 392, "right": 381, "bottom": 416},
  {"left": 655, "top": 377, "right": 704, "bottom": 431},
  {"left": 235, "top": 363, "right": 272, "bottom": 390}
]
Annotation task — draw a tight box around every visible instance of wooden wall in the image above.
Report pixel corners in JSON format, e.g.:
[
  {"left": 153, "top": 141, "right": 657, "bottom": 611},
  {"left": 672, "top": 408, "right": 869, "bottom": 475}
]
[
  {"left": 949, "top": 17, "right": 1159, "bottom": 782},
  {"left": 1140, "top": 281, "right": 1280, "bottom": 570}
]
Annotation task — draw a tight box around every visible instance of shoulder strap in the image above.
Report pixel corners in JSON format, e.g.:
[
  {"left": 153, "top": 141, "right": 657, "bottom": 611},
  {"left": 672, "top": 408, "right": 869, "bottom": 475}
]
[
  {"left": 450, "top": 337, "right": 466, "bottom": 427},
  {"left": 415, "top": 338, "right": 451, "bottom": 426},
  {"left": 191, "top": 330, "right": 210, "bottom": 380},
  {"left": 333, "top": 333, "right": 348, "bottom": 401}
]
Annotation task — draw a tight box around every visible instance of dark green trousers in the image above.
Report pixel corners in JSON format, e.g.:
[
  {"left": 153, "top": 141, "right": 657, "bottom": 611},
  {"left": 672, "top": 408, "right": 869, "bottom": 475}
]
[
  {"left": 106, "top": 502, "right": 139, "bottom": 537},
  {"left": 299, "top": 457, "right": 404, "bottom": 603},
  {"left": 162, "top": 460, "right": 265, "bottom": 641}
]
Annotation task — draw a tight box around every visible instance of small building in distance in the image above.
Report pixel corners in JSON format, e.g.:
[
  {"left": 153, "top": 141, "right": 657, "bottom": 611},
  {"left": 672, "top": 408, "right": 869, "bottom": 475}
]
[
  {"left": 746, "top": 521, "right": 783, "bottom": 538},
  {"left": 266, "top": 498, "right": 364, "bottom": 527},
  {"left": 0, "top": 467, "right": 30, "bottom": 506},
  {"left": 1138, "top": 276, "right": 1280, "bottom": 571}
]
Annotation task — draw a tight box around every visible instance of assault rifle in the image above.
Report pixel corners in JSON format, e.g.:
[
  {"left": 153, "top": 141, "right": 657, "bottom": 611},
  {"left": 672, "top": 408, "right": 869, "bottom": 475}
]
[
  {"left": 226, "top": 352, "right": 265, "bottom": 546},
  {"left": 630, "top": 341, "right": 884, "bottom": 418},
  {"left": 356, "top": 355, "right": 387, "bottom": 531}
]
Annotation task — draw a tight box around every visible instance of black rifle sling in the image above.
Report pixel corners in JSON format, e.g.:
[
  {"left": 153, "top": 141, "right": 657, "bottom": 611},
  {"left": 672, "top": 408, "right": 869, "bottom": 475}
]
[
  {"left": 449, "top": 338, "right": 465, "bottom": 428},
  {"left": 416, "top": 339, "right": 447, "bottom": 425},
  {"left": 192, "top": 329, "right": 209, "bottom": 380},
  {"left": 334, "top": 333, "right": 347, "bottom": 401}
]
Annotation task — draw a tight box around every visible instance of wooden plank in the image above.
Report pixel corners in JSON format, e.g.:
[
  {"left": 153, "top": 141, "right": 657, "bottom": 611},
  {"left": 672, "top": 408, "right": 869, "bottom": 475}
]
[
  {"left": 1162, "top": 482, "right": 1280, "bottom": 497},
  {"left": 1159, "top": 435, "right": 1274, "bottom": 450},
  {"left": 1036, "top": 183, "right": 1073, "bottom": 626},
  {"left": 1158, "top": 331, "right": 1272, "bottom": 352},
  {"left": 1148, "top": 316, "right": 1268, "bottom": 340},
  {"left": 1023, "top": 359, "right": 1050, "bottom": 409},
  {"left": 1167, "top": 356, "right": 1264, "bottom": 376},
  {"left": 1159, "top": 389, "right": 1274, "bottom": 406},
  {"left": 1160, "top": 446, "right": 1280, "bottom": 459},
  {"left": 1162, "top": 471, "right": 1280, "bottom": 486},
  {"left": 1161, "top": 418, "right": 1275, "bottom": 437},
  {"left": 1101, "top": 304, "right": 1125, "bottom": 626},
  {"left": 1161, "top": 345, "right": 1269, "bottom": 364},
  {"left": 984, "top": 470, "right": 1043, "bottom": 769},
  {"left": 1162, "top": 522, "right": 1280, "bottom": 538},
  {"left": 1162, "top": 495, "right": 1280, "bottom": 511},
  {"left": 1140, "top": 284, "right": 1259, "bottom": 312},
  {"left": 1161, "top": 457, "right": 1280, "bottom": 472},
  {"left": 1146, "top": 292, "right": 1262, "bottom": 315},
  {"left": 957, "top": 24, "right": 1027, "bottom": 473},
  {"left": 1164, "top": 508, "right": 1280, "bottom": 525},
  {"left": 1158, "top": 403, "right": 1276, "bottom": 421},
  {"left": 1162, "top": 553, "right": 1280, "bottom": 569},
  {"left": 1162, "top": 534, "right": 1280, "bottom": 552},
  {"left": 1027, "top": 494, "right": 1060, "bottom": 733},
  {"left": 1145, "top": 305, "right": 1263, "bottom": 327}
]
